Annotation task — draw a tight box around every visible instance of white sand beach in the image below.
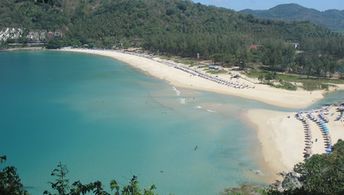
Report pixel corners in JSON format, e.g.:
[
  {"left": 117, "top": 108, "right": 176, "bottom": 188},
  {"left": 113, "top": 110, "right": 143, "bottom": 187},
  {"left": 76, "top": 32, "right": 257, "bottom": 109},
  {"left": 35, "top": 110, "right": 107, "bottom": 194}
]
[
  {"left": 61, "top": 48, "right": 334, "bottom": 109},
  {"left": 246, "top": 107, "right": 344, "bottom": 179}
]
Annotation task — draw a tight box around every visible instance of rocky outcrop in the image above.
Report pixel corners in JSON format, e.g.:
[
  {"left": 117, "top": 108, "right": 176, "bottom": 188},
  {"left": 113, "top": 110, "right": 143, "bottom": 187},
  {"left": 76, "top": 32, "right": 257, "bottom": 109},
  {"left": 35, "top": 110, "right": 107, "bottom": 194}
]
[
  {"left": 0, "top": 28, "right": 63, "bottom": 43},
  {"left": 0, "top": 28, "right": 23, "bottom": 42},
  {"left": 271, "top": 171, "right": 303, "bottom": 192}
]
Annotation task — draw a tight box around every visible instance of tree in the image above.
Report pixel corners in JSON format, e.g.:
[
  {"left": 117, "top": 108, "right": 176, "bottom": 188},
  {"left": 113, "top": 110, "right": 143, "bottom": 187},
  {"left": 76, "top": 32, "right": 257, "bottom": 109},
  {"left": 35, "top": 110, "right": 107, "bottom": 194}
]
[
  {"left": 44, "top": 162, "right": 157, "bottom": 195},
  {"left": 269, "top": 140, "right": 344, "bottom": 194},
  {"left": 44, "top": 162, "right": 70, "bottom": 195},
  {"left": 260, "top": 40, "right": 296, "bottom": 72},
  {"left": 235, "top": 49, "right": 249, "bottom": 70},
  {"left": 110, "top": 180, "right": 120, "bottom": 195},
  {"left": 293, "top": 140, "right": 344, "bottom": 194},
  {"left": 0, "top": 155, "right": 28, "bottom": 195}
]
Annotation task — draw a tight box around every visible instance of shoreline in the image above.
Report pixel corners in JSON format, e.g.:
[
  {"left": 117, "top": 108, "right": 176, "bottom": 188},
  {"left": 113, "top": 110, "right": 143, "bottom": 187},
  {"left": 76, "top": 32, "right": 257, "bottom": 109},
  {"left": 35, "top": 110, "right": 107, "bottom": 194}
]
[
  {"left": 245, "top": 110, "right": 302, "bottom": 176},
  {"left": 246, "top": 106, "right": 344, "bottom": 180},
  {"left": 59, "top": 48, "right": 337, "bottom": 109}
]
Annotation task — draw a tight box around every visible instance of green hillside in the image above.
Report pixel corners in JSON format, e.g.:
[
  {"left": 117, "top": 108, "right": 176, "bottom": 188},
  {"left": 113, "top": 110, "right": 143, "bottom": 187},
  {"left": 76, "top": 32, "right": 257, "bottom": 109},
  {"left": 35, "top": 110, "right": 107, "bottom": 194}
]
[
  {"left": 1, "top": 0, "right": 344, "bottom": 77},
  {"left": 241, "top": 3, "right": 344, "bottom": 32}
]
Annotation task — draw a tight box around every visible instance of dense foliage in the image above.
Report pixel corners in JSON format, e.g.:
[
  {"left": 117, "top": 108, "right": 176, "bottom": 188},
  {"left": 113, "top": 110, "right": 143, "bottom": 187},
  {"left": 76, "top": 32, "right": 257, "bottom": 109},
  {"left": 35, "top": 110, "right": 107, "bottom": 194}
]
[
  {"left": 1, "top": 0, "right": 344, "bottom": 77},
  {"left": 0, "top": 155, "right": 28, "bottom": 195},
  {"left": 43, "top": 162, "right": 156, "bottom": 195},
  {"left": 271, "top": 140, "right": 344, "bottom": 194},
  {"left": 1, "top": 156, "right": 156, "bottom": 195}
]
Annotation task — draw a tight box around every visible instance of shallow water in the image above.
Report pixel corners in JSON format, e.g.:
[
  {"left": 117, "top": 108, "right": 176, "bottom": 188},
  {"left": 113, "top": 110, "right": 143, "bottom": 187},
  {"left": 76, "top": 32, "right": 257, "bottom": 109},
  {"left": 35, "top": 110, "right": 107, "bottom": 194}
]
[
  {"left": 307, "top": 90, "right": 344, "bottom": 109},
  {"left": 0, "top": 51, "right": 342, "bottom": 194}
]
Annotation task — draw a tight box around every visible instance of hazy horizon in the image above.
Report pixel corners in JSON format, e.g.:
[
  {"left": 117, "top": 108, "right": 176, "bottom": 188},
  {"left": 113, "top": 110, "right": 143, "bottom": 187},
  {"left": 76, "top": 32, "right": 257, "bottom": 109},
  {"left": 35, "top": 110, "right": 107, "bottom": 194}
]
[{"left": 193, "top": 0, "right": 344, "bottom": 11}]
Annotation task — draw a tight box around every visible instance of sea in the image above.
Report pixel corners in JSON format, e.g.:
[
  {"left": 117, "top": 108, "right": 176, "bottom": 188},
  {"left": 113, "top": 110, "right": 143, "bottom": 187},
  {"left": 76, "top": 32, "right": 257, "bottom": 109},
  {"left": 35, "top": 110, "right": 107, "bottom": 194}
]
[{"left": 0, "top": 51, "right": 343, "bottom": 194}]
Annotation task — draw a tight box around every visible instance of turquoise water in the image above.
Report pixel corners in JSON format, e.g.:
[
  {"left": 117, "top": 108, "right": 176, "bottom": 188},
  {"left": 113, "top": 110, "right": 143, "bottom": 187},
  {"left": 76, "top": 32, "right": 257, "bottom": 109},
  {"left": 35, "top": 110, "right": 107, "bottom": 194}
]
[
  {"left": 307, "top": 90, "right": 344, "bottom": 109},
  {"left": 0, "top": 51, "right": 342, "bottom": 194}
]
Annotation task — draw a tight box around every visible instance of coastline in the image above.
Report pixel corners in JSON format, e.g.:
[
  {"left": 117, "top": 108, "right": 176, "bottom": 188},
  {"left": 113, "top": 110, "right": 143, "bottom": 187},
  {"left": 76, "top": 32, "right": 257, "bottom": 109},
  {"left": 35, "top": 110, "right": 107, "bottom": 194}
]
[
  {"left": 56, "top": 48, "right": 344, "bottom": 179},
  {"left": 245, "top": 110, "right": 304, "bottom": 177},
  {"left": 4, "top": 47, "right": 343, "bottom": 184},
  {"left": 59, "top": 48, "right": 336, "bottom": 109},
  {"left": 246, "top": 107, "right": 344, "bottom": 180}
]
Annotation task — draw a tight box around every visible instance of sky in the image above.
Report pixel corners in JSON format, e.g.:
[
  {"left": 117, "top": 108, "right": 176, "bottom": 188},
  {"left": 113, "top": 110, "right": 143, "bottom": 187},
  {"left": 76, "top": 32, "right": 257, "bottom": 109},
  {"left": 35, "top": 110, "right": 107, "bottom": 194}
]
[{"left": 192, "top": 0, "right": 344, "bottom": 11}]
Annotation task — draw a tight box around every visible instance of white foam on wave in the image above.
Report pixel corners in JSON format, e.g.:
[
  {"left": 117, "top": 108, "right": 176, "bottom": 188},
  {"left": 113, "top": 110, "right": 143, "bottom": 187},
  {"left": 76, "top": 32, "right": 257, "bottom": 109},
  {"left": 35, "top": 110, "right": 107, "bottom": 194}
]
[
  {"left": 196, "top": 105, "right": 202, "bottom": 109},
  {"left": 172, "top": 86, "right": 181, "bottom": 96},
  {"left": 207, "top": 109, "right": 216, "bottom": 113},
  {"left": 180, "top": 98, "right": 186, "bottom": 104}
]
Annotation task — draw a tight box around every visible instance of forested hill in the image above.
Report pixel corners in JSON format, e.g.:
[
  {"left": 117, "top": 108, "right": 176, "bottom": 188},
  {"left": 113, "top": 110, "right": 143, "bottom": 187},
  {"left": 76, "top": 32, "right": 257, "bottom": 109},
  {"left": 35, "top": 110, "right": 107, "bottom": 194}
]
[
  {"left": 241, "top": 4, "right": 344, "bottom": 32},
  {"left": 1, "top": 0, "right": 344, "bottom": 77}
]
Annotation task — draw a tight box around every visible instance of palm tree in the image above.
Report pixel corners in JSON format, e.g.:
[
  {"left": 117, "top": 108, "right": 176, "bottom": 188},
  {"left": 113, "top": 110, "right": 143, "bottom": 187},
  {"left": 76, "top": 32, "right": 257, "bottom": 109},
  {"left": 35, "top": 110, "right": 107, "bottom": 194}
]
[{"left": 110, "top": 180, "right": 120, "bottom": 195}]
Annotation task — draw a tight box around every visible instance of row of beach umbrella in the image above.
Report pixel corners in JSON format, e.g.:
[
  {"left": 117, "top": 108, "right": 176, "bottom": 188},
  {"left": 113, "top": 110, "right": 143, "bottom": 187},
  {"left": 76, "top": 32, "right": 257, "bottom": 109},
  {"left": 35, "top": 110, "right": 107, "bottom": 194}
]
[
  {"left": 174, "top": 66, "right": 253, "bottom": 89},
  {"left": 296, "top": 112, "right": 313, "bottom": 159},
  {"left": 307, "top": 113, "right": 332, "bottom": 154}
]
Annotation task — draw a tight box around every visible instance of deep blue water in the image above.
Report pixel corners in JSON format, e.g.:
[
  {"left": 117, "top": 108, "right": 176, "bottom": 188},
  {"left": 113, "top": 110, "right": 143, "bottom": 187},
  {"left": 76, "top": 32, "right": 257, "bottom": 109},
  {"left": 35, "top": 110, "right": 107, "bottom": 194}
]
[{"left": 0, "top": 51, "right": 342, "bottom": 194}]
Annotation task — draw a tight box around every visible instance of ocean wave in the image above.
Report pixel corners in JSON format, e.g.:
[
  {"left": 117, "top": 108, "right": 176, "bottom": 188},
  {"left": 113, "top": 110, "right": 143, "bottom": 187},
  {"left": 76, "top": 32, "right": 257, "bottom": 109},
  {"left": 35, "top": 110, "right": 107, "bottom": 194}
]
[
  {"left": 180, "top": 98, "right": 186, "bottom": 104},
  {"left": 172, "top": 86, "right": 181, "bottom": 96}
]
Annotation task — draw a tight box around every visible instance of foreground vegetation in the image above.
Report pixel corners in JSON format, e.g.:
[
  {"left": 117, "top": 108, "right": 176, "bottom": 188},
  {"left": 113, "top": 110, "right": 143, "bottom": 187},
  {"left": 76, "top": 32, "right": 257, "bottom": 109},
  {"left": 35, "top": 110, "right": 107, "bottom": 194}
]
[
  {"left": 0, "top": 155, "right": 28, "bottom": 195},
  {"left": 2, "top": 140, "right": 344, "bottom": 194},
  {"left": 0, "top": 156, "right": 156, "bottom": 195},
  {"left": 224, "top": 140, "right": 344, "bottom": 195}
]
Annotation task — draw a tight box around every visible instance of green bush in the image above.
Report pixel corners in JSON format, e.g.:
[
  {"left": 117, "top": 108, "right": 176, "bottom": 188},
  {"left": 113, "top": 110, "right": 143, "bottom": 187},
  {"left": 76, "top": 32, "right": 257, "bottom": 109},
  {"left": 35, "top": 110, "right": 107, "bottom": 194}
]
[
  {"left": 276, "top": 81, "right": 297, "bottom": 90},
  {"left": 269, "top": 140, "right": 344, "bottom": 195},
  {"left": 0, "top": 155, "right": 28, "bottom": 195},
  {"left": 302, "top": 80, "right": 323, "bottom": 91}
]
